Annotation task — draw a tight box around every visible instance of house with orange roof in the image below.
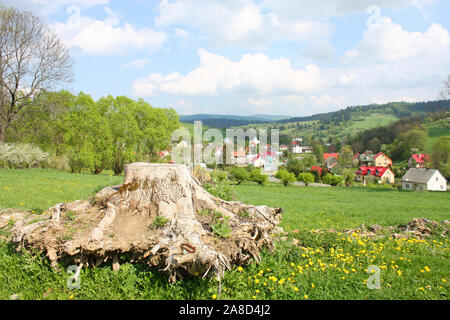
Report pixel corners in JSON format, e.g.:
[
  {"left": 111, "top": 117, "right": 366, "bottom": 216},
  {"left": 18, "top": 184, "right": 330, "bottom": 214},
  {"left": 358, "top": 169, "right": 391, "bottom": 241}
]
[
  {"left": 323, "top": 153, "right": 339, "bottom": 170},
  {"left": 232, "top": 149, "right": 247, "bottom": 166}
]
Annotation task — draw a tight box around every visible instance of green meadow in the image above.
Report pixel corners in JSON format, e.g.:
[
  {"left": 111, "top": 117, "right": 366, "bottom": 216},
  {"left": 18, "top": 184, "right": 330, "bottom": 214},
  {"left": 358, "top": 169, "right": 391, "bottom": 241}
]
[{"left": 0, "top": 169, "right": 449, "bottom": 300}]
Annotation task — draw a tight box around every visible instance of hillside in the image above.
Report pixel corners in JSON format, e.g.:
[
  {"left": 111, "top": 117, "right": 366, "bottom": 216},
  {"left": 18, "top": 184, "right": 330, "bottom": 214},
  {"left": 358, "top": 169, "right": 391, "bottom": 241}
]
[
  {"left": 179, "top": 113, "right": 290, "bottom": 128},
  {"left": 235, "top": 100, "right": 449, "bottom": 145}
]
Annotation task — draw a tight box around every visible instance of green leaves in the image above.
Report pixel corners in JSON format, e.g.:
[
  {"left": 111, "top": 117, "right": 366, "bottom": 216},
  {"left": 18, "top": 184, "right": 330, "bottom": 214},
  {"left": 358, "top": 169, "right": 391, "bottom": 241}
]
[{"left": 276, "top": 169, "right": 296, "bottom": 186}]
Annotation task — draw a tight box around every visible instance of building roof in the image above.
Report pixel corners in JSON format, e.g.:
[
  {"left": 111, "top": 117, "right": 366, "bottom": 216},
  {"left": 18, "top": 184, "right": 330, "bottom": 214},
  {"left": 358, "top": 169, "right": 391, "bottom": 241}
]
[
  {"left": 410, "top": 154, "right": 430, "bottom": 164},
  {"left": 310, "top": 166, "right": 323, "bottom": 174},
  {"left": 374, "top": 152, "right": 392, "bottom": 162},
  {"left": 323, "top": 153, "right": 339, "bottom": 160},
  {"left": 402, "top": 168, "right": 441, "bottom": 184},
  {"left": 355, "top": 166, "right": 393, "bottom": 177},
  {"left": 233, "top": 150, "right": 246, "bottom": 157}
]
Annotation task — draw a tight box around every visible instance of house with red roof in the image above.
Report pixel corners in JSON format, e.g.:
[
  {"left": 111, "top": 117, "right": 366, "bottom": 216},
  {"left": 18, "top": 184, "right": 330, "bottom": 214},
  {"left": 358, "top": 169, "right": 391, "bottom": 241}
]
[
  {"left": 408, "top": 154, "right": 431, "bottom": 168},
  {"left": 355, "top": 166, "right": 395, "bottom": 184},
  {"left": 373, "top": 152, "right": 392, "bottom": 167},
  {"left": 310, "top": 166, "right": 323, "bottom": 175}
]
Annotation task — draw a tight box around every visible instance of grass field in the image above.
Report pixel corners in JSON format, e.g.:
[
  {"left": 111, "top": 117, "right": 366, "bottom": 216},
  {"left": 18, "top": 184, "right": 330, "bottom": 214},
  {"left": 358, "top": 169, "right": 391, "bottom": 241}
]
[
  {"left": 0, "top": 169, "right": 449, "bottom": 300},
  {"left": 348, "top": 113, "right": 398, "bottom": 131}
]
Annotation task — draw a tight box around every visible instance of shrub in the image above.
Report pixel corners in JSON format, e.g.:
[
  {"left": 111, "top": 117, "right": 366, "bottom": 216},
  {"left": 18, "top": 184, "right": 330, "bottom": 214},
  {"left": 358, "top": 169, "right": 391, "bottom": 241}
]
[
  {"left": 297, "top": 172, "right": 314, "bottom": 186},
  {"left": 249, "top": 169, "right": 268, "bottom": 185},
  {"left": 229, "top": 167, "right": 249, "bottom": 184},
  {"left": 322, "top": 173, "right": 344, "bottom": 186},
  {"left": 204, "top": 170, "right": 234, "bottom": 201},
  {"left": 276, "top": 169, "right": 296, "bottom": 186},
  {"left": 45, "top": 154, "right": 70, "bottom": 171},
  {"left": 0, "top": 143, "right": 49, "bottom": 169}
]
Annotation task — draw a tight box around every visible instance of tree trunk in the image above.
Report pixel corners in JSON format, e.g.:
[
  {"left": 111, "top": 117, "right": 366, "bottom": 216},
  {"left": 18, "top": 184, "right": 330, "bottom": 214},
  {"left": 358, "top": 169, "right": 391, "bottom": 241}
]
[
  {"left": 9, "top": 163, "right": 283, "bottom": 282},
  {"left": 0, "top": 123, "right": 7, "bottom": 143}
]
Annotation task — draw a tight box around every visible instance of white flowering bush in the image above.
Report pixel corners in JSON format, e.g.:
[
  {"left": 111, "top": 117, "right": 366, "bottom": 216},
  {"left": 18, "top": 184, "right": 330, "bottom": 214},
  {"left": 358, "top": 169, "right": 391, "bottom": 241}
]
[{"left": 0, "top": 143, "right": 49, "bottom": 168}]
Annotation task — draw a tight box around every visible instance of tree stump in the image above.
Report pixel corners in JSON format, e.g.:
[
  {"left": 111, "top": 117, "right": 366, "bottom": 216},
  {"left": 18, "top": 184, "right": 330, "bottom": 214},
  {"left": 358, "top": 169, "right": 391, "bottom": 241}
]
[{"left": 10, "top": 163, "right": 283, "bottom": 282}]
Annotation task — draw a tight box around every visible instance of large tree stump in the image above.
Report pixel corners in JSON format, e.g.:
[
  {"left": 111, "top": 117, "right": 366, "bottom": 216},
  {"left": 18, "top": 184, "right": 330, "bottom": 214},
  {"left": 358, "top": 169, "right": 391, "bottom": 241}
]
[{"left": 10, "top": 163, "right": 283, "bottom": 282}]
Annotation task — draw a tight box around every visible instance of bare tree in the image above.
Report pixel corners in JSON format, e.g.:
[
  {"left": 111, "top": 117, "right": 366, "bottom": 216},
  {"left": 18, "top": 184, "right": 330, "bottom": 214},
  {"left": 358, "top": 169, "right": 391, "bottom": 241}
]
[
  {"left": 0, "top": 7, "right": 73, "bottom": 143},
  {"left": 439, "top": 74, "right": 450, "bottom": 100}
]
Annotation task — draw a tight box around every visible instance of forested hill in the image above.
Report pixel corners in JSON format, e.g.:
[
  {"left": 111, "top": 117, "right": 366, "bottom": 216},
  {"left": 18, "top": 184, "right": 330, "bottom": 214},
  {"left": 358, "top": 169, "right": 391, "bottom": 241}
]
[
  {"left": 179, "top": 114, "right": 287, "bottom": 128},
  {"left": 181, "top": 100, "right": 449, "bottom": 129},
  {"left": 280, "top": 100, "right": 450, "bottom": 126}
]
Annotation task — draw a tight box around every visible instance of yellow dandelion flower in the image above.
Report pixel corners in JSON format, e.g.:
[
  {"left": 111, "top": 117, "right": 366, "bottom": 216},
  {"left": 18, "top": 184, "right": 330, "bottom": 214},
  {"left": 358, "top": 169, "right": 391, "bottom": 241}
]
[
  {"left": 212, "top": 294, "right": 217, "bottom": 299},
  {"left": 304, "top": 294, "right": 309, "bottom": 299},
  {"left": 294, "top": 287, "right": 299, "bottom": 292},
  {"left": 237, "top": 266, "right": 243, "bottom": 272}
]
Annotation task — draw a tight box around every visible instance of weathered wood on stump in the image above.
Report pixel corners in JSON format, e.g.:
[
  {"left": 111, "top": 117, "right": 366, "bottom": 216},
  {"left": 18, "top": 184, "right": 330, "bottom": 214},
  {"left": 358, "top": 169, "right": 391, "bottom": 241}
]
[{"left": 8, "top": 163, "right": 283, "bottom": 282}]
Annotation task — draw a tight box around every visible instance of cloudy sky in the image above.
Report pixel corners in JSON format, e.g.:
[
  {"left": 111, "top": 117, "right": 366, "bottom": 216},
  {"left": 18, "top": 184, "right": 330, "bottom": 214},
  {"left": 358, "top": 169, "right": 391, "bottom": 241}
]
[{"left": 4, "top": 0, "right": 450, "bottom": 116}]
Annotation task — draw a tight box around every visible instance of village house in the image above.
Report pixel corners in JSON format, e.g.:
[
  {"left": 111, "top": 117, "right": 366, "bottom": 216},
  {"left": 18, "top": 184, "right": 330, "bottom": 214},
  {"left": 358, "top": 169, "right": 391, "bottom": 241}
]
[
  {"left": 373, "top": 152, "right": 392, "bottom": 167},
  {"left": 279, "top": 144, "right": 289, "bottom": 151},
  {"left": 310, "top": 166, "right": 323, "bottom": 175},
  {"left": 402, "top": 168, "right": 447, "bottom": 191},
  {"left": 408, "top": 153, "right": 431, "bottom": 168},
  {"left": 232, "top": 149, "right": 247, "bottom": 166},
  {"left": 355, "top": 166, "right": 395, "bottom": 184},
  {"left": 323, "top": 153, "right": 339, "bottom": 170},
  {"left": 357, "top": 152, "right": 374, "bottom": 166}
]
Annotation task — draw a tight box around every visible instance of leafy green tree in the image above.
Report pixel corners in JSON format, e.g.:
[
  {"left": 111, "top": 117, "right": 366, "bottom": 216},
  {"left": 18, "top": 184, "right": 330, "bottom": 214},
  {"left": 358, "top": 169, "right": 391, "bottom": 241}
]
[
  {"left": 276, "top": 169, "right": 296, "bottom": 186},
  {"left": 63, "top": 92, "right": 112, "bottom": 174},
  {"left": 8, "top": 90, "right": 75, "bottom": 155},
  {"left": 340, "top": 145, "right": 354, "bottom": 168},
  {"left": 431, "top": 136, "right": 450, "bottom": 179},
  {"left": 390, "top": 127, "right": 429, "bottom": 160},
  {"left": 249, "top": 169, "right": 268, "bottom": 185},
  {"left": 104, "top": 96, "right": 140, "bottom": 175},
  {"left": 134, "top": 99, "right": 179, "bottom": 162},
  {"left": 287, "top": 154, "right": 316, "bottom": 175},
  {"left": 297, "top": 172, "right": 314, "bottom": 186}
]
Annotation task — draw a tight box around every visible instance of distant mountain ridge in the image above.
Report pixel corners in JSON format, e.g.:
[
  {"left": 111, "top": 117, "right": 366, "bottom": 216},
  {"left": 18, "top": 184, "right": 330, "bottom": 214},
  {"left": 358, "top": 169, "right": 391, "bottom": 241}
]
[
  {"left": 179, "top": 100, "right": 449, "bottom": 129},
  {"left": 179, "top": 113, "right": 290, "bottom": 127}
]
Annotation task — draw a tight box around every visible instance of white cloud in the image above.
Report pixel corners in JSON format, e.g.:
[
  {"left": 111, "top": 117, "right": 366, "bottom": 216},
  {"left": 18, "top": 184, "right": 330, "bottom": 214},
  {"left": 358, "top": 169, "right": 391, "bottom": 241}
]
[
  {"left": 50, "top": 7, "right": 166, "bottom": 55},
  {"left": 154, "top": 0, "right": 332, "bottom": 47},
  {"left": 337, "top": 14, "right": 450, "bottom": 93},
  {"left": 260, "top": 0, "right": 435, "bottom": 20},
  {"left": 2, "top": 0, "right": 109, "bottom": 16},
  {"left": 244, "top": 98, "right": 273, "bottom": 108},
  {"left": 120, "top": 59, "right": 149, "bottom": 70},
  {"left": 132, "top": 49, "right": 325, "bottom": 97},
  {"left": 345, "top": 17, "right": 450, "bottom": 63}
]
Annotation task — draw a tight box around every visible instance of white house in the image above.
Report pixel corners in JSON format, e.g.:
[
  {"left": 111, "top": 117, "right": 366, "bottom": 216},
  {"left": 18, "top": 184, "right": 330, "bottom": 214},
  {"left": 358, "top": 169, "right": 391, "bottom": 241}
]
[{"left": 402, "top": 168, "right": 447, "bottom": 191}]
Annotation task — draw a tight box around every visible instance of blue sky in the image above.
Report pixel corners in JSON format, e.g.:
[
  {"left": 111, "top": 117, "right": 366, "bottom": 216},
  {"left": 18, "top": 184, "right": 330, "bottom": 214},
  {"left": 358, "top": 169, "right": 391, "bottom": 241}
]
[{"left": 5, "top": 0, "right": 450, "bottom": 116}]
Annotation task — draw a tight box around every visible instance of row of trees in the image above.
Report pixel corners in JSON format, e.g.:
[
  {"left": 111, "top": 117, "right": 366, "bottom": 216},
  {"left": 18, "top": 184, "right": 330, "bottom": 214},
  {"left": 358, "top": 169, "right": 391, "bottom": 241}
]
[{"left": 5, "top": 90, "right": 179, "bottom": 174}]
